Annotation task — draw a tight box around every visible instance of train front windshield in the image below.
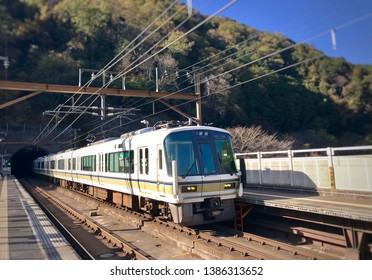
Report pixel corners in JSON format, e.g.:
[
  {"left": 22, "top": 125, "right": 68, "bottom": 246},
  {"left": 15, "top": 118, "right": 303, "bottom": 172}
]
[{"left": 164, "top": 130, "right": 237, "bottom": 177}]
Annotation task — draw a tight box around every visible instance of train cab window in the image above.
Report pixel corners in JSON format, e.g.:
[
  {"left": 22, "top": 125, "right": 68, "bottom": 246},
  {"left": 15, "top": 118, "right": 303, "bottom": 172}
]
[
  {"left": 213, "top": 132, "right": 237, "bottom": 174},
  {"left": 200, "top": 143, "right": 217, "bottom": 174},
  {"left": 164, "top": 131, "right": 200, "bottom": 177},
  {"left": 165, "top": 130, "right": 236, "bottom": 177}
]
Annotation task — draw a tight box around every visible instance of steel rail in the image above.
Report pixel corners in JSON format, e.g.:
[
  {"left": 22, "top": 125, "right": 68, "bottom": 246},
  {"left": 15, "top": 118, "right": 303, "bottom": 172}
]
[
  {"left": 31, "top": 184, "right": 153, "bottom": 260},
  {"left": 19, "top": 180, "right": 93, "bottom": 260}
]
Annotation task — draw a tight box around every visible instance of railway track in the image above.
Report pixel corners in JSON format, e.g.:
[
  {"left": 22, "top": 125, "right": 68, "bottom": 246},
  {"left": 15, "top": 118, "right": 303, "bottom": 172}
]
[
  {"left": 33, "top": 184, "right": 153, "bottom": 260},
  {"left": 21, "top": 178, "right": 341, "bottom": 260}
]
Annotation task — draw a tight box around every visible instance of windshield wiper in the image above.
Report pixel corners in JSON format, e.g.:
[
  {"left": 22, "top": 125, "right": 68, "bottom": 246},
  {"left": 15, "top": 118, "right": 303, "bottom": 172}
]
[{"left": 182, "top": 161, "right": 196, "bottom": 179}]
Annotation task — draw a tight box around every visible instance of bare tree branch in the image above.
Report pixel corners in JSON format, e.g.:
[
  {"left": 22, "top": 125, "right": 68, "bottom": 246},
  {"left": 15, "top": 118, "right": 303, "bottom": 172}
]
[{"left": 227, "top": 125, "right": 294, "bottom": 153}]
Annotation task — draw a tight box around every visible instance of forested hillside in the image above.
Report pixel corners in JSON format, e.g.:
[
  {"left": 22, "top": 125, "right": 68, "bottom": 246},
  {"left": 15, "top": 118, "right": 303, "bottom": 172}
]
[{"left": 0, "top": 0, "right": 371, "bottom": 148}]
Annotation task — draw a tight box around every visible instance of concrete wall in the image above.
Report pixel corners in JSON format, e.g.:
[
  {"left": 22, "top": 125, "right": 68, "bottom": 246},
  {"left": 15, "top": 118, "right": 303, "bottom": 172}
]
[{"left": 237, "top": 146, "right": 372, "bottom": 192}]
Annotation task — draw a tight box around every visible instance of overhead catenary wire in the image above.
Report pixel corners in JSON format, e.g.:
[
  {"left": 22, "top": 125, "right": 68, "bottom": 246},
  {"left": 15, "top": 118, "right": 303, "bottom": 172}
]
[
  {"left": 119, "top": 12, "right": 372, "bottom": 112},
  {"left": 67, "top": 33, "right": 372, "bottom": 147},
  {"left": 64, "top": 24, "right": 372, "bottom": 147},
  {"left": 118, "top": 34, "right": 262, "bottom": 110},
  {"left": 119, "top": 32, "right": 262, "bottom": 110},
  {"left": 73, "top": 0, "right": 238, "bottom": 112},
  {"left": 35, "top": 4, "right": 372, "bottom": 147},
  {"left": 33, "top": 0, "right": 188, "bottom": 143},
  {"left": 39, "top": 3, "right": 186, "bottom": 141},
  {"left": 35, "top": 0, "right": 240, "bottom": 143},
  {"left": 34, "top": 1, "right": 181, "bottom": 142},
  {"left": 116, "top": 30, "right": 329, "bottom": 114},
  {"left": 105, "top": 0, "right": 239, "bottom": 87},
  {"left": 122, "top": 11, "right": 372, "bottom": 113},
  {"left": 86, "top": 0, "right": 180, "bottom": 87},
  {"left": 63, "top": 53, "right": 326, "bottom": 147}
]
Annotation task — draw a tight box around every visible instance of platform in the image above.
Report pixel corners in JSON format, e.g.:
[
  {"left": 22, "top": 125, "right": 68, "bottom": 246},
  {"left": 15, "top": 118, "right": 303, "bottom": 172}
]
[
  {"left": 0, "top": 175, "right": 80, "bottom": 260},
  {"left": 238, "top": 186, "right": 372, "bottom": 222}
]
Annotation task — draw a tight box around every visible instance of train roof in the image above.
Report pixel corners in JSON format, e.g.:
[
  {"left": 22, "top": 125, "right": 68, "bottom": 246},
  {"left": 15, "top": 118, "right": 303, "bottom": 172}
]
[
  {"left": 33, "top": 124, "right": 231, "bottom": 161},
  {"left": 120, "top": 124, "right": 229, "bottom": 139},
  {"left": 87, "top": 137, "right": 119, "bottom": 146}
]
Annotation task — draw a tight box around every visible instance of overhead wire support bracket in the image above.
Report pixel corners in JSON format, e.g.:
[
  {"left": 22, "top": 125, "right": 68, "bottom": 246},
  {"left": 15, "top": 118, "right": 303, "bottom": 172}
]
[
  {"left": 78, "top": 68, "right": 123, "bottom": 88},
  {"left": 187, "top": 0, "right": 192, "bottom": 17},
  {"left": 331, "top": 28, "right": 337, "bottom": 50},
  {"left": 43, "top": 104, "right": 138, "bottom": 119},
  {"left": 0, "top": 56, "right": 9, "bottom": 70}
]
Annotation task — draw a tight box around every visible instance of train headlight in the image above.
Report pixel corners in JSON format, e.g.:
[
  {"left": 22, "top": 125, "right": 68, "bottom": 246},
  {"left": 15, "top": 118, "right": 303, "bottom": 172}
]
[
  {"left": 224, "top": 182, "right": 236, "bottom": 189},
  {"left": 181, "top": 185, "right": 197, "bottom": 192}
]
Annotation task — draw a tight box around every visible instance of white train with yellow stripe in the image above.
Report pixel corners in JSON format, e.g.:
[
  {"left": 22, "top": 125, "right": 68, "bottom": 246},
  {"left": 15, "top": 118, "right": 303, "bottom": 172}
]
[{"left": 33, "top": 123, "right": 242, "bottom": 225}]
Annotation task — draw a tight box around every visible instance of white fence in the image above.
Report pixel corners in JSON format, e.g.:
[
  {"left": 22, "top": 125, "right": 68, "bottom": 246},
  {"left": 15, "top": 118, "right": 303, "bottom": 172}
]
[{"left": 236, "top": 146, "right": 372, "bottom": 192}]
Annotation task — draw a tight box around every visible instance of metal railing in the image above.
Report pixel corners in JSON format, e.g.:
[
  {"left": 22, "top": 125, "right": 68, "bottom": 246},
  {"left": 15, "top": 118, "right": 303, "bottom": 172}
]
[{"left": 236, "top": 146, "right": 372, "bottom": 192}]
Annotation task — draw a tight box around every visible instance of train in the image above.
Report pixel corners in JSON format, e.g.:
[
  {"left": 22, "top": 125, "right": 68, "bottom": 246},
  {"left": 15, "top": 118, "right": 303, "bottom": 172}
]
[{"left": 33, "top": 122, "right": 243, "bottom": 225}]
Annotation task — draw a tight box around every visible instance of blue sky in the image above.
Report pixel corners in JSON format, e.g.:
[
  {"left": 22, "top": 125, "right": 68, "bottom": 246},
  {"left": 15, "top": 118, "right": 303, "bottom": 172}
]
[{"left": 190, "top": 0, "right": 372, "bottom": 65}]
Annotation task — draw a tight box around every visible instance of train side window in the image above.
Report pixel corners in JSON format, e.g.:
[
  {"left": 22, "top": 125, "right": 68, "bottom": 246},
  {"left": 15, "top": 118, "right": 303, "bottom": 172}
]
[
  {"left": 82, "top": 157, "right": 86, "bottom": 171},
  {"left": 81, "top": 155, "right": 96, "bottom": 171},
  {"left": 139, "top": 149, "right": 143, "bottom": 174},
  {"left": 118, "top": 152, "right": 125, "bottom": 172},
  {"left": 93, "top": 155, "right": 96, "bottom": 171},
  {"left": 72, "top": 158, "right": 76, "bottom": 170},
  {"left": 108, "top": 152, "right": 119, "bottom": 172},
  {"left": 58, "top": 159, "right": 65, "bottom": 170},
  {"left": 50, "top": 160, "right": 55, "bottom": 169},
  {"left": 158, "top": 149, "right": 163, "bottom": 170},
  {"left": 145, "top": 148, "right": 149, "bottom": 174},
  {"left": 99, "top": 154, "right": 104, "bottom": 172},
  {"left": 130, "top": 150, "right": 134, "bottom": 173},
  {"left": 105, "top": 154, "right": 108, "bottom": 172},
  {"left": 123, "top": 150, "right": 134, "bottom": 173}
]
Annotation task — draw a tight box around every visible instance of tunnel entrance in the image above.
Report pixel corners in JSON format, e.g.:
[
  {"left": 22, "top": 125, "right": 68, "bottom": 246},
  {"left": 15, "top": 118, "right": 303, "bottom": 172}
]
[{"left": 9, "top": 146, "right": 48, "bottom": 178}]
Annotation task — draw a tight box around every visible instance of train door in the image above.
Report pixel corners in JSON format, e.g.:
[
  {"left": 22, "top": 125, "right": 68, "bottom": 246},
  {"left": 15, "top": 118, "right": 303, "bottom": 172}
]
[
  {"left": 98, "top": 153, "right": 104, "bottom": 185},
  {"left": 68, "top": 157, "right": 72, "bottom": 182},
  {"left": 156, "top": 145, "right": 165, "bottom": 196},
  {"left": 137, "top": 147, "right": 148, "bottom": 193},
  {"left": 71, "top": 153, "right": 76, "bottom": 182}
]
